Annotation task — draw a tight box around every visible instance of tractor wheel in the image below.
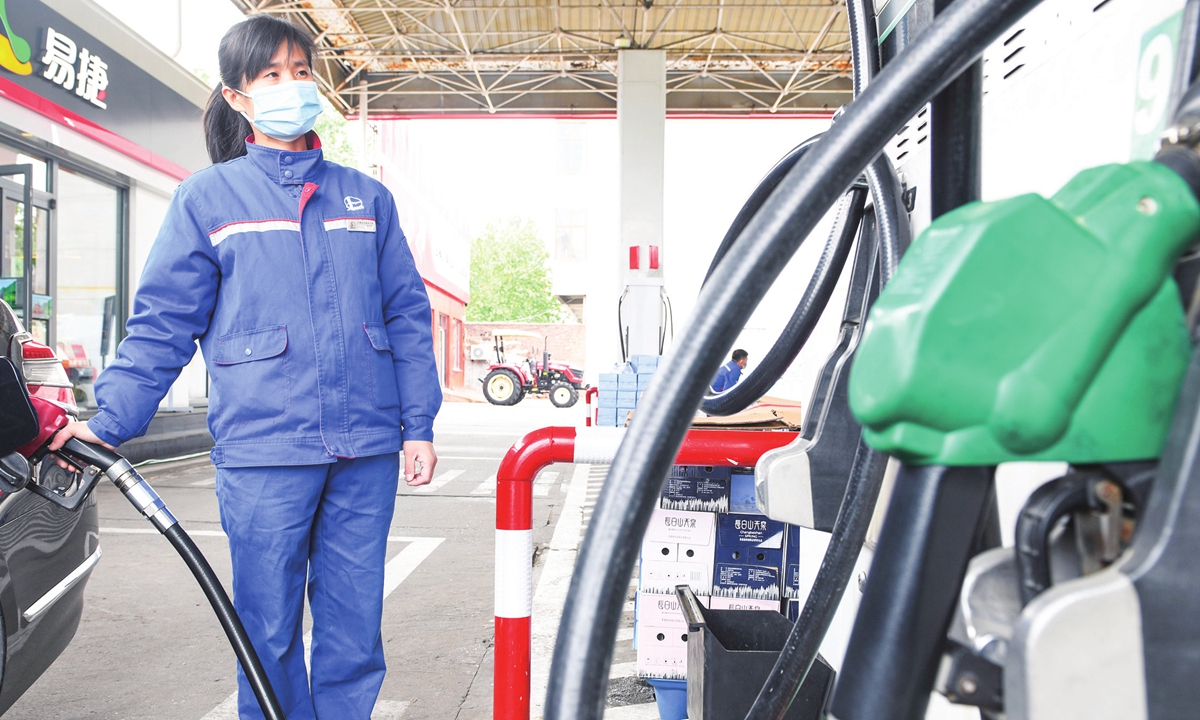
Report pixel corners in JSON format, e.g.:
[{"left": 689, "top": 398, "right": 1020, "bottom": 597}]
[
  {"left": 550, "top": 382, "right": 579, "bottom": 408},
  {"left": 484, "top": 369, "right": 525, "bottom": 406}
]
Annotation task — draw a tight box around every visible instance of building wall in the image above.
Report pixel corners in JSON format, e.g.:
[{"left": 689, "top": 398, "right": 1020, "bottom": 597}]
[
  {"left": 428, "top": 285, "right": 466, "bottom": 389},
  {"left": 378, "top": 122, "right": 471, "bottom": 389}
]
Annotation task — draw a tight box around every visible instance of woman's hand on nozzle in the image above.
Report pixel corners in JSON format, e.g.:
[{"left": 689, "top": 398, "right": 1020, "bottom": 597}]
[{"left": 47, "top": 421, "right": 113, "bottom": 471}]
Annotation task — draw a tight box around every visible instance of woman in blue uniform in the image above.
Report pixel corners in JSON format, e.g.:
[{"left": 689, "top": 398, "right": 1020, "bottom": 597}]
[{"left": 50, "top": 15, "right": 441, "bottom": 720}]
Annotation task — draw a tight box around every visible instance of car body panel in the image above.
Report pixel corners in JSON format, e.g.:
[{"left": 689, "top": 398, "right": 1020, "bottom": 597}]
[{"left": 0, "top": 299, "right": 100, "bottom": 714}]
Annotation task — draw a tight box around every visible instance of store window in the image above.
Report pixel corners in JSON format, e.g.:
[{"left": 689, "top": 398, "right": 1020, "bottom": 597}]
[
  {"left": 555, "top": 209, "right": 587, "bottom": 260},
  {"left": 0, "top": 145, "right": 49, "bottom": 192},
  {"left": 56, "top": 167, "right": 120, "bottom": 408},
  {"left": 0, "top": 144, "right": 51, "bottom": 343},
  {"left": 557, "top": 122, "right": 586, "bottom": 175},
  {"left": 452, "top": 317, "right": 462, "bottom": 371},
  {"left": 1, "top": 197, "right": 50, "bottom": 342}
]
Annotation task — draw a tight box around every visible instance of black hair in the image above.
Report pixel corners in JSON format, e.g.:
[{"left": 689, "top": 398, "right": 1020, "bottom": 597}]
[
  {"left": 202, "top": 15, "right": 317, "bottom": 164},
  {"left": 732, "top": 349, "right": 748, "bottom": 362}
]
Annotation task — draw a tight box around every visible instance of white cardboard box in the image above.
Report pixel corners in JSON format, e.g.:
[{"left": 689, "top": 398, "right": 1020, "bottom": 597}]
[
  {"left": 640, "top": 559, "right": 712, "bottom": 594},
  {"left": 644, "top": 507, "right": 716, "bottom": 545},
  {"left": 636, "top": 590, "right": 709, "bottom": 631},
  {"left": 642, "top": 540, "right": 679, "bottom": 563},
  {"left": 636, "top": 625, "right": 690, "bottom": 679},
  {"left": 678, "top": 542, "right": 716, "bottom": 565}
]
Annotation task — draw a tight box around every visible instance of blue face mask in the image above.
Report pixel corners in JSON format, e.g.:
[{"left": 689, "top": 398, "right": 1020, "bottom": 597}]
[{"left": 235, "top": 80, "right": 323, "bottom": 142}]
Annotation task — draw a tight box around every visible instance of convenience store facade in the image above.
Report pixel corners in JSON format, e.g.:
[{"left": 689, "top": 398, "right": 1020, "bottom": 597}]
[{"left": 0, "top": 0, "right": 209, "bottom": 407}]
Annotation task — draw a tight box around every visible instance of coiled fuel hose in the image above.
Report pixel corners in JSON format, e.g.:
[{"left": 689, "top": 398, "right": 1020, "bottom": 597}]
[
  {"left": 740, "top": 0, "right": 904, "bottom": 716},
  {"left": 543, "top": 1, "right": 1045, "bottom": 718},
  {"left": 699, "top": 46, "right": 910, "bottom": 417},
  {"left": 54, "top": 438, "right": 286, "bottom": 720}
]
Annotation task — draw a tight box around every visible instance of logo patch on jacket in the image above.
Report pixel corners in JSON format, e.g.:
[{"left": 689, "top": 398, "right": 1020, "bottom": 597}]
[{"left": 344, "top": 196, "right": 364, "bottom": 211}]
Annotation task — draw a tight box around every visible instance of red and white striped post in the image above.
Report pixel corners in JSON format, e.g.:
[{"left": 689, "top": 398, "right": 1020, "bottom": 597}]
[
  {"left": 583, "top": 387, "right": 599, "bottom": 427},
  {"left": 493, "top": 425, "right": 797, "bottom": 720}
]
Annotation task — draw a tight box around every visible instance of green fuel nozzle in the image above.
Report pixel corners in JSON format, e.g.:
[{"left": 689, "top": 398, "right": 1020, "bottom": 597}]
[{"left": 850, "top": 161, "right": 1200, "bottom": 465}]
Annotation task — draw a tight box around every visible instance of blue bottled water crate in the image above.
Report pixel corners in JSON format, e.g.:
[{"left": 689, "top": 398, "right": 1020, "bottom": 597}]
[
  {"left": 632, "top": 354, "right": 661, "bottom": 373},
  {"left": 597, "top": 408, "right": 618, "bottom": 426},
  {"left": 646, "top": 678, "right": 687, "bottom": 720},
  {"left": 618, "top": 373, "right": 638, "bottom": 390},
  {"left": 617, "top": 390, "right": 638, "bottom": 405},
  {"left": 637, "top": 372, "right": 656, "bottom": 390},
  {"left": 598, "top": 373, "right": 620, "bottom": 391},
  {"left": 597, "top": 390, "right": 617, "bottom": 408}
]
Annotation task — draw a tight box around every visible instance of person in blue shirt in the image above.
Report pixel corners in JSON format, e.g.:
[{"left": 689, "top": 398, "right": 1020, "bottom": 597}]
[
  {"left": 711, "top": 349, "right": 749, "bottom": 393},
  {"left": 49, "top": 16, "right": 440, "bottom": 720}
]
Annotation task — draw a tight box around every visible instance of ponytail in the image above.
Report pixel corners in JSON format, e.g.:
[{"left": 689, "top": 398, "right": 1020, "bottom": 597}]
[
  {"left": 202, "top": 84, "right": 252, "bottom": 164},
  {"left": 202, "top": 15, "right": 317, "bottom": 165}
]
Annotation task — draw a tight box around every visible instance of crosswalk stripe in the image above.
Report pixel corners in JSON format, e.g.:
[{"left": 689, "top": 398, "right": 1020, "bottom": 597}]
[
  {"left": 471, "top": 474, "right": 497, "bottom": 495},
  {"left": 533, "top": 471, "right": 560, "bottom": 497},
  {"left": 200, "top": 540, "right": 442, "bottom": 719},
  {"left": 412, "top": 469, "right": 464, "bottom": 494}
]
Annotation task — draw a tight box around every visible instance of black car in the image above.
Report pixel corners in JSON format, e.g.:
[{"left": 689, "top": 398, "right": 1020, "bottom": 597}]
[{"left": 0, "top": 300, "right": 99, "bottom": 714}]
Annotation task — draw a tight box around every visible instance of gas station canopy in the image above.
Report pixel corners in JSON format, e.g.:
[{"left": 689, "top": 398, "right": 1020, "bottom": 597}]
[{"left": 229, "top": 0, "right": 852, "bottom": 117}]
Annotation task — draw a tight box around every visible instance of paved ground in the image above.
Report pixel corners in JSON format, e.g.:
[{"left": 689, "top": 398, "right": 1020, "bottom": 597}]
[
  {"left": 4, "top": 399, "right": 660, "bottom": 720},
  {"left": 1, "top": 398, "right": 976, "bottom": 720}
]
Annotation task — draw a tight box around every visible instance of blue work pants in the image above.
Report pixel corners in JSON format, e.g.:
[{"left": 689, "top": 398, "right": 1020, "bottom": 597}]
[{"left": 214, "top": 453, "right": 400, "bottom": 720}]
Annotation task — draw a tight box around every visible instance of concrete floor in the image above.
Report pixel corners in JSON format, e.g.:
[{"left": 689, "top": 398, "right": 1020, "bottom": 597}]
[
  {"left": 0, "top": 398, "right": 977, "bottom": 720},
  {"left": 3, "top": 399, "right": 653, "bottom": 720}
]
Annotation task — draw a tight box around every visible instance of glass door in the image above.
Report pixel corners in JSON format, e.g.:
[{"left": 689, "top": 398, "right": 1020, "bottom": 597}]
[{"left": 0, "top": 181, "right": 53, "bottom": 344}]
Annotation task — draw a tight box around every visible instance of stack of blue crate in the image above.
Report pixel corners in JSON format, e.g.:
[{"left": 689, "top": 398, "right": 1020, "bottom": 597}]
[{"left": 596, "top": 355, "right": 661, "bottom": 426}]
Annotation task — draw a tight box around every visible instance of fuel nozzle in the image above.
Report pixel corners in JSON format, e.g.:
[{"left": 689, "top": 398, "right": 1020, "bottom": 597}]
[
  {"left": 57, "top": 438, "right": 179, "bottom": 533},
  {"left": 17, "top": 396, "right": 178, "bottom": 530}
]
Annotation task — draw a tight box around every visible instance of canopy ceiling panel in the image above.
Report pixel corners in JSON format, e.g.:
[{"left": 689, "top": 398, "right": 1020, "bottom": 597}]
[{"left": 230, "top": 0, "right": 853, "bottom": 116}]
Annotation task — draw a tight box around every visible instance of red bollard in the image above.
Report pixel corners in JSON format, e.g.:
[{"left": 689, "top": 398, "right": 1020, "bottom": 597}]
[{"left": 492, "top": 426, "right": 796, "bottom": 720}]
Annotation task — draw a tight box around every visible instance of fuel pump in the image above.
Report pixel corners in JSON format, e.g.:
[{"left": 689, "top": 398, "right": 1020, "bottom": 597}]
[{"left": 544, "top": 1, "right": 1044, "bottom": 718}]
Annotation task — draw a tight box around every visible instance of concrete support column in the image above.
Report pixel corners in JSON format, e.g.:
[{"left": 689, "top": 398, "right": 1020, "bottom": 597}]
[
  {"left": 617, "top": 50, "right": 666, "bottom": 359},
  {"left": 359, "top": 81, "right": 370, "bottom": 174}
]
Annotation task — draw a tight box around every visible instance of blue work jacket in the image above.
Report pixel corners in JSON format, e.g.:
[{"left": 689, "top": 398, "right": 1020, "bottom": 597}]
[
  {"left": 711, "top": 360, "right": 743, "bottom": 393},
  {"left": 88, "top": 136, "right": 442, "bottom": 467}
]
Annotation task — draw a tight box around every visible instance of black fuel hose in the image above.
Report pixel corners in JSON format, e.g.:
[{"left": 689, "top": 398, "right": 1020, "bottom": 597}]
[
  {"left": 543, "top": 1, "right": 1042, "bottom": 717},
  {"left": 700, "top": 0, "right": 909, "bottom": 416},
  {"left": 702, "top": 135, "right": 823, "bottom": 285},
  {"left": 56, "top": 439, "right": 286, "bottom": 720},
  {"left": 748, "top": 444, "right": 888, "bottom": 720},
  {"left": 164, "top": 524, "right": 285, "bottom": 720},
  {"left": 740, "top": 0, "right": 906, "bottom": 716},
  {"left": 700, "top": 186, "right": 867, "bottom": 415}
]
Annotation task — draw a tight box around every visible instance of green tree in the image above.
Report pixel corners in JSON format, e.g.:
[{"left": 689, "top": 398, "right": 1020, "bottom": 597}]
[
  {"left": 468, "top": 219, "right": 569, "bottom": 323},
  {"left": 313, "top": 95, "right": 356, "bottom": 167}
]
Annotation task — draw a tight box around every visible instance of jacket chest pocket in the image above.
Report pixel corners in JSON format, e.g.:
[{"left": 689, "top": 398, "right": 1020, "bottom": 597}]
[
  {"left": 212, "top": 326, "right": 291, "bottom": 425},
  {"left": 363, "top": 322, "right": 400, "bottom": 411}
]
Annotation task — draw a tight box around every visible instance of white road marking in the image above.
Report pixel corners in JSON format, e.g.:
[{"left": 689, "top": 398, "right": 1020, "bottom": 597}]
[
  {"left": 100, "top": 527, "right": 433, "bottom": 544},
  {"left": 372, "top": 700, "right": 411, "bottom": 718},
  {"left": 530, "top": 464, "right": 590, "bottom": 719},
  {"left": 471, "top": 474, "right": 497, "bottom": 495},
  {"left": 199, "top": 538, "right": 443, "bottom": 720},
  {"left": 533, "top": 470, "right": 560, "bottom": 497},
  {"left": 201, "top": 697, "right": 410, "bottom": 720},
  {"left": 190, "top": 478, "right": 216, "bottom": 487},
  {"left": 412, "top": 469, "right": 464, "bottom": 494}
]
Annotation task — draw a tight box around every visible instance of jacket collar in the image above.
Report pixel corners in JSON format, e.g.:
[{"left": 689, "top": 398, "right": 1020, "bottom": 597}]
[{"left": 244, "top": 131, "right": 324, "bottom": 186}]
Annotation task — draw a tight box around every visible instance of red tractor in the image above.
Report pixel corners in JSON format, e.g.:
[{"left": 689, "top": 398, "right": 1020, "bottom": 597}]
[{"left": 481, "top": 330, "right": 587, "bottom": 408}]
